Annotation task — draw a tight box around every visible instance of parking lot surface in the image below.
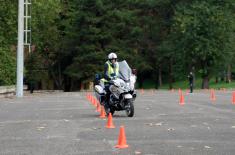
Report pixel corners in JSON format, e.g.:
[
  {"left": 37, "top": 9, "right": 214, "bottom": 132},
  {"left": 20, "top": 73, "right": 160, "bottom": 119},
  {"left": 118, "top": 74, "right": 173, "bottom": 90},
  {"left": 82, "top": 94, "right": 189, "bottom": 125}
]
[{"left": 0, "top": 90, "right": 234, "bottom": 155}]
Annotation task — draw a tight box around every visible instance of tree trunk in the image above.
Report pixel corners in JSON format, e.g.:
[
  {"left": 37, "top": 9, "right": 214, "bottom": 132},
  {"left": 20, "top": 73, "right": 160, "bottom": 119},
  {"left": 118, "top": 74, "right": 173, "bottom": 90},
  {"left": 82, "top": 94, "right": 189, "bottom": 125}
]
[
  {"left": 137, "top": 74, "right": 143, "bottom": 88},
  {"left": 201, "top": 62, "right": 209, "bottom": 89},
  {"left": 158, "top": 66, "right": 162, "bottom": 87},
  {"left": 51, "top": 72, "right": 62, "bottom": 90},
  {"left": 64, "top": 76, "right": 71, "bottom": 92},
  {"left": 202, "top": 76, "right": 209, "bottom": 89},
  {"left": 226, "top": 64, "right": 231, "bottom": 83},
  {"left": 77, "top": 80, "right": 82, "bottom": 91},
  {"left": 70, "top": 79, "right": 74, "bottom": 91},
  {"left": 192, "top": 66, "right": 196, "bottom": 85},
  {"left": 168, "top": 59, "right": 173, "bottom": 89},
  {"left": 222, "top": 70, "right": 226, "bottom": 82},
  {"left": 215, "top": 76, "right": 218, "bottom": 83},
  {"left": 58, "top": 62, "right": 63, "bottom": 89},
  {"left": 50, "top": 62, "right": 63, "bottom": 90}
]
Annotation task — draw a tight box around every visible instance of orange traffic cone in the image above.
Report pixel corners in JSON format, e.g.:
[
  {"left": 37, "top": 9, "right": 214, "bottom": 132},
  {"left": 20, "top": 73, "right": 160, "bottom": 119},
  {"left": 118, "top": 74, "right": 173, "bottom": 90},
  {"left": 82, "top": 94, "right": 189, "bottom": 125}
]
[
  {"left": 232, "top": 91, "right": 235, "bottom": 105},
  {"left": 141, "top": 89, "right": 144, "bottom": 94},
  {"left": 88, "top": 94, "right": 90, "bottom": 101},
  {"left": 90, "top": 96, "right": 94, "bottom": 104},
  {"left": 99, "top": 106, "right": 106, "bottom": 118},
  {"left": 91, "top": 97, "right": 96, "bottom": 106},
  {"left": 106, "top": 113, "right": 115, "bottom": 128},
  {"left": 93, "top": 98, "right": 97, "bottom": 107},
  {"left": 179, "top": 92, "right": 185, "bottom": 106},
  {"left": 96, "top": 101, "right": 101, "bottom": 112},
  {"left": 115, "top": 126, "right": 129, "bottom": 148},
  {"left": 89, "top": 94, "right": 92, "bottom": 101},
  {"left": 210, "top": 89, "right": 216, "bottom": 101}
]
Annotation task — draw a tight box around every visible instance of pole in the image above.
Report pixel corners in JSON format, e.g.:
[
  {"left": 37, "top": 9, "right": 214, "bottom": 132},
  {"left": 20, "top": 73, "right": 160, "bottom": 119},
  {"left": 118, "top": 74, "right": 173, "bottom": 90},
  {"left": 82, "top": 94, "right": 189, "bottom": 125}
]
[{"left": 16, "top": 0, "right": 24, "bottom": 97}]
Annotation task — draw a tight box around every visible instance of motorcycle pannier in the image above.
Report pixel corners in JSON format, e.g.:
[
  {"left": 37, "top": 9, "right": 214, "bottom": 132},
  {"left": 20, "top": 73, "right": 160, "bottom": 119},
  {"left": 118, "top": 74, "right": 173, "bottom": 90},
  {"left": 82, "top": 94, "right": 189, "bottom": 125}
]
[{"left": 94, "top": 85, "right": 105, "bottom": 95}]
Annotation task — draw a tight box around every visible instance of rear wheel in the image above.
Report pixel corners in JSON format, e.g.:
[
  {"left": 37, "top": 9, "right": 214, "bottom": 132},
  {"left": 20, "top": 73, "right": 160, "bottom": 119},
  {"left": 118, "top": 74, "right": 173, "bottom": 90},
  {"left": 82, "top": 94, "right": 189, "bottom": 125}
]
[{"left": 125, "top": 99, "right": 134, "bottom": 117}]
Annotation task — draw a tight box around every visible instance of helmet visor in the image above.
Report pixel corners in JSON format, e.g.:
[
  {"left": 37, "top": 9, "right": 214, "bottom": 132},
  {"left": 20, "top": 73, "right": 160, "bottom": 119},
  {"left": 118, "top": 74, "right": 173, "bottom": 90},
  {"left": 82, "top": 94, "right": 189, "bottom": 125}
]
[{"left": 109, "top": 58, "right": 117, "bottom": 62}]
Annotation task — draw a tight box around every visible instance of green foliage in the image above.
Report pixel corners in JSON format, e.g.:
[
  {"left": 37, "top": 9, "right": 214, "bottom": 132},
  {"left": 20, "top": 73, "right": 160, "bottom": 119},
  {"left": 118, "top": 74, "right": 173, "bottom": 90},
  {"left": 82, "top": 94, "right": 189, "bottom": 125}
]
[
  {"left": 64, "top": 0, "right": 141, "bottom": 81},
  {"left": 0, "top": 47, "right": 16, "bottom": 85},
  {"left": 170, "top": 0, "right": 235, "bottom": 86},
  {"left": 0, "top": 0, "right": 17, "bottom": 45},
  {"left": 1, "top": 0, "right": 235, "bottom": 89},
  {"left": 25, "top": 52, "right": 45, "bottom": 83},
  {"left": 0, "top": 0, "right": 17, "bottom": 85},
  {"left": 30, "top": 0, "right": 64, "bottom": 88}
]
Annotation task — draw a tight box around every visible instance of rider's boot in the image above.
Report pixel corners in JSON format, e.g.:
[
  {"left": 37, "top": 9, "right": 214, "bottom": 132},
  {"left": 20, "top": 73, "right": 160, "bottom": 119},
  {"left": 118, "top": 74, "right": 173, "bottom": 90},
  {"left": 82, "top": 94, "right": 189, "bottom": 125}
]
[{"left": 104, "top": 101, "right": 110, "bottom": 114}]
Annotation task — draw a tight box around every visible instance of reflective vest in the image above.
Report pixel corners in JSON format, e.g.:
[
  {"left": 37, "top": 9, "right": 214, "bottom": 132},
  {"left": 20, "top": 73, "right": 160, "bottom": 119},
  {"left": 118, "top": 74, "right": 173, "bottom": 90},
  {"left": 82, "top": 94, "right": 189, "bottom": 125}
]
[{"left": 101, "top": 61, "right": 119, "bottom": 82}]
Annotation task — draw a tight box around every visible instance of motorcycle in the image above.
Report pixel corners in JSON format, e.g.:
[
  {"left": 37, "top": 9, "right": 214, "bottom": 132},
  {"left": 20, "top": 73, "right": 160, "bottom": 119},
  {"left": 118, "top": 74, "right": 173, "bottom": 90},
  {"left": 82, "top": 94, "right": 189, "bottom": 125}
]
[{"left": 94, "top": 60, "right": 137, "bottom": 117}]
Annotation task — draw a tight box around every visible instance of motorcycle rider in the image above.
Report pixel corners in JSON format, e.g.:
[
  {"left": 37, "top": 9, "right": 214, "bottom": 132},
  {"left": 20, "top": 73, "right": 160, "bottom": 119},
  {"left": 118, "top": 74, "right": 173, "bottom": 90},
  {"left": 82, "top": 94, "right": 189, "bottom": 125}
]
[{"left": 101, "top": 52, "right": 119, "bottom": 113}]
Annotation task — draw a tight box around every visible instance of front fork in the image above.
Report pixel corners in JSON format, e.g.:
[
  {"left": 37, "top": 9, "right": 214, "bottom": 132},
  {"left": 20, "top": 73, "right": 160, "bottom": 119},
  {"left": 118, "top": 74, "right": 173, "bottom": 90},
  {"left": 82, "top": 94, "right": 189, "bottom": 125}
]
[{"left": 122, "top": 93, "right": 133, "bottom": 109}]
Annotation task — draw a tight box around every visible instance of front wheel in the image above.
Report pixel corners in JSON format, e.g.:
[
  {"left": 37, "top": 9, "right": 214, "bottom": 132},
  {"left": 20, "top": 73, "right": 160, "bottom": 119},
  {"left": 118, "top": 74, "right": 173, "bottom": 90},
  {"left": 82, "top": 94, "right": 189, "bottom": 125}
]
[
  {"left": 125, "top": 99, "right": 134, "bottom": 117},
  {"left": 110, "top": 108, "right": 115, "bottom": 116},
  {"left": 104, "top": 104, "right": 115, "bottom": 116}
]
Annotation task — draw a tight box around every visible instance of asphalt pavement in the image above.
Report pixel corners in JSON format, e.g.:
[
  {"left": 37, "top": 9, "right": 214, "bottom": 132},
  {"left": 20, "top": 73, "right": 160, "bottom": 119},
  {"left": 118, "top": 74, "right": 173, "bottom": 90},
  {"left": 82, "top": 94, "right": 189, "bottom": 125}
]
[{"left": 0, "top": 90, "right": 234, "bottom": 155}]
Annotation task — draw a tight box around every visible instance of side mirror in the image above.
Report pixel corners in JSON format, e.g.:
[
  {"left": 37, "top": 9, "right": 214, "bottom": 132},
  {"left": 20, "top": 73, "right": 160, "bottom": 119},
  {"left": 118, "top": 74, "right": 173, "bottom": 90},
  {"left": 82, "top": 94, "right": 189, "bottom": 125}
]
[
  {"left": 132, "top": 69, "right": 137, "bottom": 75},
  {"left": 94, "top": 73, "right": 102, "bottom": 85},
  {"left": 95, "top": 73, "right": 102, "bottom": 80}
]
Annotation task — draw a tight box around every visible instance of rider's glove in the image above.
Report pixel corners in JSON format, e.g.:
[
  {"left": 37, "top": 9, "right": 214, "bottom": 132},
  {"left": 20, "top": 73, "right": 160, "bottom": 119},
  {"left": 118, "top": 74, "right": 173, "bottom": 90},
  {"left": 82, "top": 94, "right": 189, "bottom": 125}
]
[{"left": 111, "top": 76, "right": 117, "bottom": 80}]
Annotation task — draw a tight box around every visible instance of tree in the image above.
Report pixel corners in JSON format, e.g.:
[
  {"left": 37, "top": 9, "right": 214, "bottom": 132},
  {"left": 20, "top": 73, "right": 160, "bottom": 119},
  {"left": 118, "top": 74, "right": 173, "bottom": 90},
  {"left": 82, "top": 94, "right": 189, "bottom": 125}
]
[
  {"left": 0, "top": 0, "right": 17, "bottom": 85},
  {"left": 30, "top": 0, "right": 64, "bottom": 89},
  {"left": 63, "top": 0, "right": 142, "bottom": 90},
  {"left": 0, "top": 47, "right": 16, "bottom": 85},
  {"left": 171, "top": 0, "right": 235, "bottom": 88}
]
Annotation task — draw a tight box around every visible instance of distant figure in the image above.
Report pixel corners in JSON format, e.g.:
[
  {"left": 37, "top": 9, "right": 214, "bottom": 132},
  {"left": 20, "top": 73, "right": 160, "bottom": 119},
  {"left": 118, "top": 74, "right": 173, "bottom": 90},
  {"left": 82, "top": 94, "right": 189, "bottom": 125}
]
[
  {"left": 188, "top": 72, "right": 194, "bottom": 93},
  {"left": 24, "top": 77, "right": 35, "bottom": 94},
  {"left": 29, "top": 80, "right": 35, "bottom": 94}
]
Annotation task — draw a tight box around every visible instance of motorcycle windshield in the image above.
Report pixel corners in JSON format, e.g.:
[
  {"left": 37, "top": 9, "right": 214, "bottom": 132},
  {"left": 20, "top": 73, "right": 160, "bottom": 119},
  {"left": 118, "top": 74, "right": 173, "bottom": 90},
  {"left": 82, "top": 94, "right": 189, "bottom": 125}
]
[{"left": 118, "top": 60, "right": 131, "bottom": 82}]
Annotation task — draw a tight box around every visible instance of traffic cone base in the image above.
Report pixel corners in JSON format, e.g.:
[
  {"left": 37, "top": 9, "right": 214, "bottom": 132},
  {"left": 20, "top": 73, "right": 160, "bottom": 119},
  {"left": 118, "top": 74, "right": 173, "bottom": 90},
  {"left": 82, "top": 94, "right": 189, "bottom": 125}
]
[
  {"left": 115, "top": 144, "right": 129, "bottom": 148},
  {"left": 180, "top": 102, "right": 184, "bottom": 106},
  {"left": 141, "top": 89, "right": 144, "bottom": 94},
  {"left": 100, "top": 106, "right": 106, "bottom": 118},
  {"left": 211, "top": 96, "right": 216, "bottom": 101}
]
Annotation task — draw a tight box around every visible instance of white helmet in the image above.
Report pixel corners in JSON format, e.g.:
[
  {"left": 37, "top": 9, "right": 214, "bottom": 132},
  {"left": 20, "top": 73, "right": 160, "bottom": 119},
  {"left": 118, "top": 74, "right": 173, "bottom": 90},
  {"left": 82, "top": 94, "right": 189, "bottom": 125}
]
[{"left": 108, "top": 52, "right": 117, "bottom": 60}]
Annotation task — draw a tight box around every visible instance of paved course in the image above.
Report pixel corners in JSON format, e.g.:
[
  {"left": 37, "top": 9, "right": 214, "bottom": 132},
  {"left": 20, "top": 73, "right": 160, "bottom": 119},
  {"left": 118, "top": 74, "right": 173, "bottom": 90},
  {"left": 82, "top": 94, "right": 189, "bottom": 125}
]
[{"left": 0, "top": 90, "right": 234, "bottom": 155}]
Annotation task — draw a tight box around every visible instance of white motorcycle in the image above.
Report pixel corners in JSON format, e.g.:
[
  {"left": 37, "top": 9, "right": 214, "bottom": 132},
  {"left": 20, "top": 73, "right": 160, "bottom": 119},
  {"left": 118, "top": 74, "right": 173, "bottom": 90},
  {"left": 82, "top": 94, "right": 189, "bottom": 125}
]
[{"left": 94, "top": 60, "right": 137, "bottom": 117}]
